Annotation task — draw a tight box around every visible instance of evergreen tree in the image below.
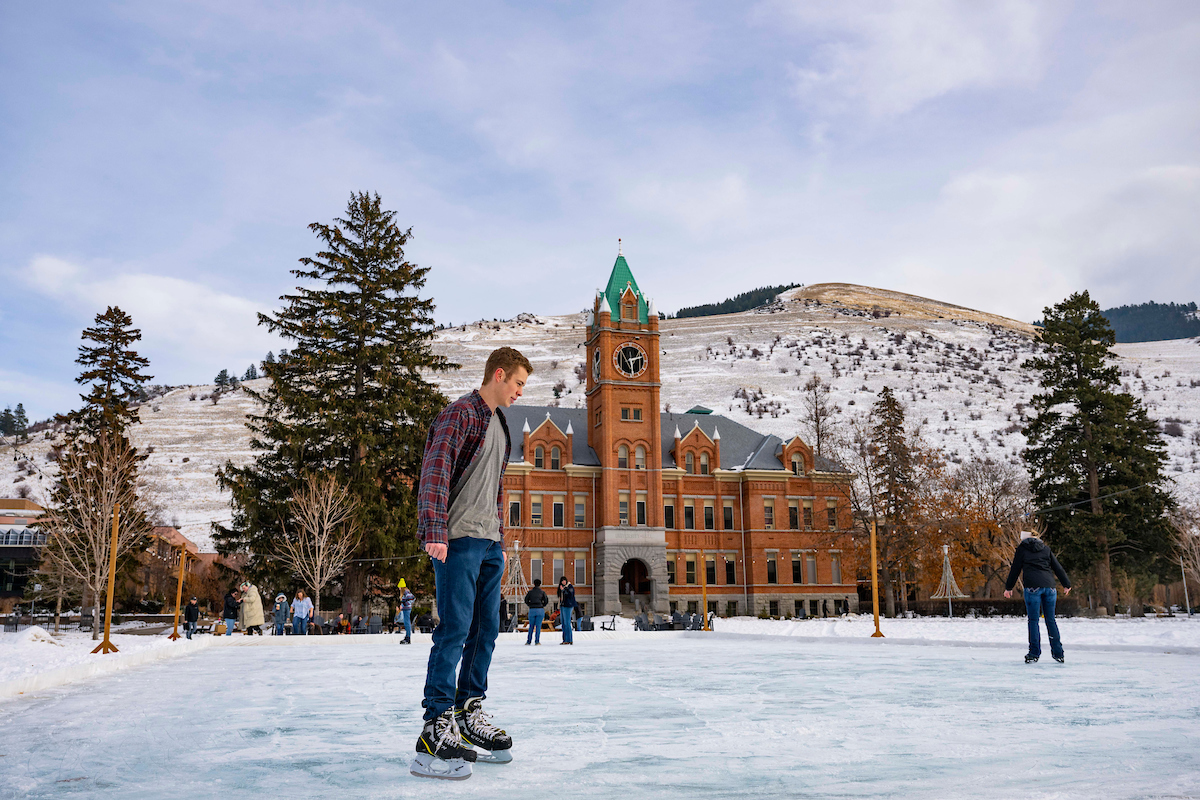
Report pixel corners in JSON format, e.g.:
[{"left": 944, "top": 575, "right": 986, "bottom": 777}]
[
  {"left": 0, "top": 406, "right": 13, "bottom": 437},
  {"left": 13, "top": 403, "right": 29, "bottom": 441},
  {"left": 214, "top": 369, "right": 231, "bottom": 388},
  {"left": 242, "top": 364, "right": 259, "bottom": 381},
  {"left": 1023, "top": 291, "right": 1173, "bottom": 611},
  {"left": 869, "top": 386, "right": 919, "bottom": 616},
  {"left": 72, "top": 306, "right": 153, "bottom": 439},
  {"left": 216, "top": 192, "right": 457, "bottom": 613}
]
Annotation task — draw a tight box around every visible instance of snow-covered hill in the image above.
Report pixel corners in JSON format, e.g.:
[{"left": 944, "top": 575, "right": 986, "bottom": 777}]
[{"left": 5, "top": 287, "right": 1199, "bottom": 551}]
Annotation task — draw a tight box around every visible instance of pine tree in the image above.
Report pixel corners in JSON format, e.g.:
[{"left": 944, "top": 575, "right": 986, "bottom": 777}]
[
  {"left": 242, "top": 364, "right": 259, "bottom": 381},
  {"left": 0, "top": 406, "right": 13, "bottom": 437},
  {"left": 869, "top": 386, "right": 919, "bottom": 616},
  {"left": 1023, "top": 291, "right": 1173, "bottom": 612},
  {"left": 13, "top": 403, "right": 29, "bottom": 441},
  {"left": 216, "top": 192, "right": 458, "bottom": 614},
  {"left": 214, "top": 369, "right": 231, "bottom": 388},
  {"left": 72, "top": 306, "right": 153, "bottom": 440}
]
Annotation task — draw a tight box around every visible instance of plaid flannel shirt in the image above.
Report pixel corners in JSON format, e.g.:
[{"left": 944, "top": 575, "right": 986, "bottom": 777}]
[{"left": 417, "top": 390, "right": 510, "bottom": 547}]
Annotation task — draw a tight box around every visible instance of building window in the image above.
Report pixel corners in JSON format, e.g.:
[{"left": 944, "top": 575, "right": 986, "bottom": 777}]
[
  {"left": 769, "top": 600, "right": 779, "bottom": 618},
  {"left": 551, "top": 446, "right": 561, "bottom": 470},
  {"left": 803, "top": 501, "right": 813, "bottom": 530},
  {"left": 703, "top": 504, "right": 714, "bottom": 530},
  {"left": 574, "top": 500, "right": 586, "bottom": 528},
  {"left": 622, "top": 301, "right": 636, "bottom": 321},
  {"left": 684, "top": 503, "right": 695, "bottom": 530},
  {"left": 619, "top": 494, "right": 630, "bottom": 525},
  {"left": 595, "top": 410, "right": 601, "bottom": 427},
  {"left": 795, "top": 600, "right": 805, "bottom": 618},
  {"left": 791, "top": 454, "right": 802, "bottom": 475},
  {"left": 806, "top": 553, "right": 817, "bottom": 585},
  {"left": 706, "top": 556, "right": 716, "bottom": 585},
  {"left": 830, "top": 553, "right": 842, "bottom": 584},
  {"left": 621, "top": 407, "right": 630, "bottom": 420},
  {"left": 763, "top": 500, "right": 774, "bottom": 530},
  {"left": 725, "top": 557, "right": 736, "bottom": 585},
  {"left": 553, "top": 553, "right": 564, "bottom": 584},
  {"left": 552, "top": 500, "right": 564, "bottom": 528},
  {"left": 618, "top": 445, "right": 629, "bottom": 469},
  {"left": 633, "top": 408, "right": 642, "bottom": 421},
  {"left": 687, "top": 600, "right": 698, "bottom": 614},
  {"left": 531, "top": 553, "right": 543, "bottom": 584},
  {"left": 827, "top": 501, "right": 838, "bottom": 530},
  {"left": 666, "top": 560, "right": 676, "bottom": 584},
  {"left": 792, "top": 553, "right": 804, "bottom": 584},
  {"left": 575, "top": 556, "right": 586, "bottom": 586},
  {"left": 686, "top": 556, "right": 696, "bottom": 584},
  {"left": 636, "top": 496, "right": 647, "bottom": 526},
  {"left": 685, "top": 453, "right": 694, "bottom": 473},
  {"left": 767, "top": 554, "right": 778, "bottom": 584},
  {"left": 789, "top": 500, "right": 799, "bottom": 530},
  {"left": 726, "top": 601, "right": 738, "bottom": 617},
  {"left": 699, "top": 453, "right": 709, "bottom": 475},
  {"left": 810, "top": 599, "right": 822, "bottom": 618},
  {"left": 531, "top": 499, "right": 542, "bottom": 526},
  {"left": 509, "top": 500, "right": 521, "bottom": 527},
  {"left": 664, "top": 503, "right": 675, "bottom": 529},
  {"left": 723, "top": 504, "right": 734, "bottom": 530},
  {"left": 534, "top": 446, "right": 544, "bottom": 469},
  {"left": 635, "top": 446, "right": 646, "bottom": 470}
]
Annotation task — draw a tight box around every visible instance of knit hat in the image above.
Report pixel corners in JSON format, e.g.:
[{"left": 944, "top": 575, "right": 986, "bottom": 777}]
[
  {"left": 398, "top": 578, "right": 407, "bottom": 588},
  {"left": 1020, "top": 531, "right": 1037, "bottom": 541}
]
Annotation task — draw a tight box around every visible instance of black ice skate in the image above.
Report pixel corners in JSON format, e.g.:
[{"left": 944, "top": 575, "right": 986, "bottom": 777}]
[
  {"left": 455, "top": 697, "right": 513, "bottom": 764},
  {"left": 1053, "top": 654, "right": 1065, "bottom": 663},
  {"left": 1025, "top": 654, "right": 1039, "bottom": 663},
  {"left": 410, "top": 709, "right": 477, "bottom": 780}
]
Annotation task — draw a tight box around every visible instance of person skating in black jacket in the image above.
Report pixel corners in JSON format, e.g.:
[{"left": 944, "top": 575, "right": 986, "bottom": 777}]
[
  {"left": 222, "top": 591, "right": 240, "bottom": 636},
  {"left": 1004, "top": 531, "right": 1071, "bottom": 663},
  {"left": 524, "top": 580, "right": 548, "bottom": 645},
  {"left": 183, "top": 597, "right": 200, "bottom": 640}
]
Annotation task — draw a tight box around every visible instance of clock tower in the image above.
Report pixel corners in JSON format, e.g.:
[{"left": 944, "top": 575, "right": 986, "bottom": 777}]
[{"left": 586, "top": 250, "right": 669, "bottom": 613}]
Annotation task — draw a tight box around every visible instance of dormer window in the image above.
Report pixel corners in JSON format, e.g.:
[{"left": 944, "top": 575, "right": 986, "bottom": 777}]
[
  {"left": 551, "top": 446, "right": 561, "bottom": 470},
  {"left": 791, "top": 454, "right": 802, "bottom": 476},
  {"left": 685, "top": 453, "right": 695, "bottom": 474},
  {"left": 622, "top": 301, "right": 637, "bottom": 321},
  {"left": 700, "top": 453, "right": 709, "bottom": 475},
  {"left": 534, "top": 446, "right": 544, "bottom": 469}
]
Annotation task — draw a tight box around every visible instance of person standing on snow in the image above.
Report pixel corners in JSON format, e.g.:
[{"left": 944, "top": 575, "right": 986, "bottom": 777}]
[
  {"left": 238, "top": 580, "right": 265, "bottom": 635},
  {"left": 272, "top": 593, "right": 289, "bottom": 636},
  {"left": 556, "top": 576, "right": 579, "bottom": 646},
  {"left": 398, "top": 579, "right": 416, "bottom": 644},
  {"left": 290, "top": 590, "right": 313, "bottom": 636},
  {"left": 1004, "top": 530, "right": 1072, "bottom": 663},
  {"left": 183, "top": 596, "right": 200, "bottom": 639},
  {"left": 410, "top": 347, "right": 531, "bottom": 779},
  {"left": 523, "top": 579, "right": 548, "bottom": 645},
  {"left": 222, "top": 590, "right": 239, "bottom": 636}
]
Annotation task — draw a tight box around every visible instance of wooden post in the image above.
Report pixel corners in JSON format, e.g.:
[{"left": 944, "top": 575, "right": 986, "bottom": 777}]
[
  {"left": 169, "top": 544, "right": 188, "bottom": 641},
  {"left": 92, "top": 502, "right": 121, "bottom": 654},
  {"left": 870, "top": 520, "right": 884, "bottom": 638}
]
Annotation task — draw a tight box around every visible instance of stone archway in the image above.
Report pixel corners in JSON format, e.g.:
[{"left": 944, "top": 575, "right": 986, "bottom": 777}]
[
  {"left": 619, "top": 558, "right": 652, "bottom": 613},
  {"left": 594, "top": 528, "right": 669, "bottom": 615}
]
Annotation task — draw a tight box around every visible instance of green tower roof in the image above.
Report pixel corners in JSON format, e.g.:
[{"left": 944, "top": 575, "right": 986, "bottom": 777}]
[{"left": 602, "top": 254, "right": 648, "bottom": 323}]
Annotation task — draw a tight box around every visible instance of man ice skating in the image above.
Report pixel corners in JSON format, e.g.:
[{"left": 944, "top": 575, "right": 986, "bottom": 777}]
[
  {"left": 398, "top": 579, "right": 415, "bottom": 643},
  {"left": 183, "top": 597, "right": 200, "bottom": 639},
  {"left": 524, "top": 579, "right": 548, "bottom": 645},
  {"left": 410, "top": 347, "right": 531, "bottom": 781},
  {"left": 1004, "top": 530, "right": 1072, "bottom": 663}
]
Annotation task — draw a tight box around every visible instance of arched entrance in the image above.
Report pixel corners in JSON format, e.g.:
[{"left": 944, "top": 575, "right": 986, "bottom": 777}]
[{"left": 619, "top": 558, "right": 653, "bottom": 613}]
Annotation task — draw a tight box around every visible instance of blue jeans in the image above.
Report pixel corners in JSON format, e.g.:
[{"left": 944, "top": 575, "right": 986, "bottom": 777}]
[
  {"left": 561, "top": 606, "right": 573, "bottom": 643},
  {"left": 422, "top": 537, "right": 504, "bottom": 720},
  {"left": 401, "top": 609, "right": 412, "bottom": 639},
  {"left": 184, "top": 621, "right": 195, "bottom": 640},
  {"left": 1024, "top": 587, "right": 1063, "bottom": 659},
  {"left": 527, "top": 608, "right": 544, "bottom": 644},
  {"left": 274, "top": 621, "right": 285, "bottom": 636},
  {"left": 224, "top": 618, "right": 236, "bottom": 636},
  {"left": 293, "top": 616, "right": 308, "bottom": 636}
]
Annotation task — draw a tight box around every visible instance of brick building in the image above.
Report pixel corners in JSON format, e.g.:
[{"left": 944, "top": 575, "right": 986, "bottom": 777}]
[{"left": 501, "top": 255, "right": 858, "bottom": 619}]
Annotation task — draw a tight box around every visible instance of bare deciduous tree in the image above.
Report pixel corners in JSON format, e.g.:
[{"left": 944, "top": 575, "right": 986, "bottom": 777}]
[
  {"left": 38, "top": 435, "right": 153, "bottom": 639},
  {"left": 276, "top": 473, "right": 362, "bottom": 619},
  {"left": 800, "top": 375, "right": 840, "bottom": 460},
  {"left": 1171, "top": 500, "right": 1200, "bottom": 591}
]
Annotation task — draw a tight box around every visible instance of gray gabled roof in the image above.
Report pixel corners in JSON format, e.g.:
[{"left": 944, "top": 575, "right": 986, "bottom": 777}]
[{"left": 506, "top": 405, "right": 848, "bottom": 473}]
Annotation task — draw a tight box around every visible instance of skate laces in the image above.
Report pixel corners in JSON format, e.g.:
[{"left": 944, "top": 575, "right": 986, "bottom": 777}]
[
  {"left": 433, "top": 711, "right": 461, "bottom": 747},
  {"left": 465, "top": 703, "right": 503, "bottom": 738}
]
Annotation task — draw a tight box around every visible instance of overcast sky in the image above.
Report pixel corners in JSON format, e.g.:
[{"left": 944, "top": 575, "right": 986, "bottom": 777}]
[{"left": 2, "top": 1, "right": 1198, "bottom": 421}]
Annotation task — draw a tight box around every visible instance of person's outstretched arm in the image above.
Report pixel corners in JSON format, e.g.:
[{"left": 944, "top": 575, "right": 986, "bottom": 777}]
[
  {"left": 1051, "top": 552, "right": 1071, "bottom": 592},
  {"left": 1003, "top": 548, "right": 1025, "bottom": 597}
]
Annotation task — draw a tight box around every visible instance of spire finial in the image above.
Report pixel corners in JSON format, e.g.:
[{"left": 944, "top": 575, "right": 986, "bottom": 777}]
[{"left": 618, "top": 238, "right": 622, "bottom": 256}]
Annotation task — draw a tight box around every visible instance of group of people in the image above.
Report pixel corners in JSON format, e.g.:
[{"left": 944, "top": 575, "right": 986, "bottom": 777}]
[
  {"left": 199, "top": 585, "right": 313, "bottom": 637},
  {"left": 521, "top": 577, "right": 580, "bottom": 645}
]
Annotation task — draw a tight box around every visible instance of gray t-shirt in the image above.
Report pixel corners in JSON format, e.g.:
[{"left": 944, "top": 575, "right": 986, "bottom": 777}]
[{"left": 447, "top": 412, "right": 505, "bottom": 541}]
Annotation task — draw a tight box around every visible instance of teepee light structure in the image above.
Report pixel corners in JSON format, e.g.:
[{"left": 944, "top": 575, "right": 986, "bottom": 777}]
[
  {"left": 931, "top": 544, "right": 968, "bottom": 617},
  {"left": 501, "top": 540, "right": 531, "bottom": 624}
]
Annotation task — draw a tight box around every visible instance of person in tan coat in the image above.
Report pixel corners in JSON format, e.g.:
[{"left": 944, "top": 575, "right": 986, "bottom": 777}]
[{"left": 238, "top": 580, "right": 265, "bottom": 635}]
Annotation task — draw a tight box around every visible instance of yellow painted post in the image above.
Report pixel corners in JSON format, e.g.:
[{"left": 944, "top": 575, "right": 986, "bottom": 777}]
[
  {"left": 92, "top": 502, "right": 121, "bottom": 654},
  {"left": 169, "top": 545, "right": 187, "bottom": 641},
  {"left": 701, "top": 549, "right": 709, "bottom": 631},
  {"left": 870, "top": 520, "right": 884, "bottom": 638}
]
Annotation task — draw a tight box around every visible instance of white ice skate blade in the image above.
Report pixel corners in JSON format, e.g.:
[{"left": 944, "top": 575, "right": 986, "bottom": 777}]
[
  {"left": 474, "top": 748, "right": 513, "bottom": 764},
  {"left": 409, "top": 752, "right": 473, "bottom": 780}
]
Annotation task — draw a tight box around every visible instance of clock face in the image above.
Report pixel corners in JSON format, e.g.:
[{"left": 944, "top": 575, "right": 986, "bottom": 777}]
[
  {"left": 613, "top": 342, "right": 648, "bottom": 378},
  {"left": 592, "top": 347, "right": 602, "bottom": 381}
]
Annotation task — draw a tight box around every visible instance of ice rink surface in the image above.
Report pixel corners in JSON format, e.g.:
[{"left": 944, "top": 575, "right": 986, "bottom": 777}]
[{"left": 2, "top": 633, "right": 1198, "bottom": 799}]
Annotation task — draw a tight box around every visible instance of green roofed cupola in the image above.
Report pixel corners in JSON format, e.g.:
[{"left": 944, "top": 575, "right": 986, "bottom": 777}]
[{"left": 602, "top": 252, "right": 650, "bottom": 323}]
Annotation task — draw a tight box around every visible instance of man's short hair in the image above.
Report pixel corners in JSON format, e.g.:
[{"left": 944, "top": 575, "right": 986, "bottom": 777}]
[
  {"left": 484, "top": 347, "right": 533, "bottom": 384},
  {"left": 533, "top": 578, "right": 542, "bottom": 587}
]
